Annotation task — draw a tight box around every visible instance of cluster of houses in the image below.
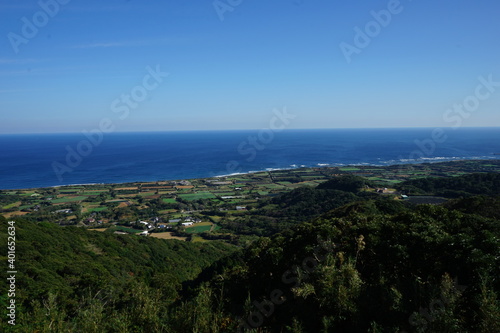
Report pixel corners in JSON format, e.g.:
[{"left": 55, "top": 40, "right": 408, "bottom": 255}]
[
  {"left": 135, "top": 215, "right": 204, "bottom": 232},
  {"left": 86, "top": 217, "right": 103, "bottom": 225},
  {"left": 55, "top": 208, "right": 73, "bottom": 214}
]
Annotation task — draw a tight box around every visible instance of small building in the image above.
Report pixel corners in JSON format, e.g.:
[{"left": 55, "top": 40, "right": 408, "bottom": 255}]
[
  {"left": 55, "top": 209, "right": 72, "bottom": 214},
  {"left": 182, "top": 222, "right": 193, "bottom": 227},
  {"left": 236, "top": 206, "right": 247, "bottom": 211}
]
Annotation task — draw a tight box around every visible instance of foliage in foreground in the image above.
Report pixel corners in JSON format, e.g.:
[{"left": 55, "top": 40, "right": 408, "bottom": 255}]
[{"left": 184, "top": 200, "right": 499, "bottom": 332}]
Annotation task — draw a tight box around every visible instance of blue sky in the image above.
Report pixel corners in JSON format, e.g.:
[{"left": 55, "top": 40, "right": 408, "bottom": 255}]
[{"left": 1, "top": 0, "right": 499, "bottom": 133}]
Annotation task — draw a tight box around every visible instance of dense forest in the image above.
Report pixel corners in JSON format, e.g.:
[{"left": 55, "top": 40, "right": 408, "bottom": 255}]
[
  {"left": 0, "top": 218, "right": 235, "bottom": 332},
  {"left": 1, "top": 172, "right": 500, "bottom": 332}
]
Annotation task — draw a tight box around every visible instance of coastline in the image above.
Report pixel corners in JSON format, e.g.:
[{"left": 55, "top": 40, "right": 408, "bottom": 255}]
[
  {"left": 2, "top": 128, "right": 500, "bottom": 191},
  {"left": 3, "top": 158, "right": 500, "bottom": 192}
]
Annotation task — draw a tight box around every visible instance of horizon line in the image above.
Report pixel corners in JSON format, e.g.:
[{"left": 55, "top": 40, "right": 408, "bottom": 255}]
[{"left": 1, "top": 126, "right": 500, "bottom": 135}]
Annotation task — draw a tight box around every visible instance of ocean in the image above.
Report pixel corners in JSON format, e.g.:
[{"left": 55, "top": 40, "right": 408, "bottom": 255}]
[{"left": 0, "top": 128, "right": 499, "bottom": 190}]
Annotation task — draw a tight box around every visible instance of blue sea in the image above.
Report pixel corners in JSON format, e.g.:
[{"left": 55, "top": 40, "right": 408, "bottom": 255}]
[{"left": 1, "top": 128, "right": 499, "bottom": 190}]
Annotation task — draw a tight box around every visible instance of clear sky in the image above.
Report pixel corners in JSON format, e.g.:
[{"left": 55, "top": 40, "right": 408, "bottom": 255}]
[{"left": 1, "top": 0, "right": 499, "bottom": 133}]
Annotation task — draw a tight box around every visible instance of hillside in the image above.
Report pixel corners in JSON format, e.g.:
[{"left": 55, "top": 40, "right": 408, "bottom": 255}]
[
  {"left": 1, "top": 168, "right": 500, "bottom": 332},
  {"left": 0, "top": 216, "right": 235, "bottom": 332},
  {"left": 181, "top": 199, "right": 500, "bottom": 332}
]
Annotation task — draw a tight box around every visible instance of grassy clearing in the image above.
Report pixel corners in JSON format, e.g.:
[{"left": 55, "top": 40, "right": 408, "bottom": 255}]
[
  {"left": 3, "top": 211, "right": 29, "bottom": 218},
  {"left": 159, "top": 209, "right": 177, "bottom": 214},
  {"left": 186, "top": 225, "right": 212, "bottom": 234},
  {"left": 178, "top": 192, "right": 216, "bottom": 201},
  {"left": 88, "top": 207, "right": 108, "bottom": 212},
  {"left": 150, "top": 232, "right": 187, "bottom": 241},
  {"left": 137, "top": 192, "right": 156, "bottom": 197},
  {"left": 185, "top": 222, "right": 214, "bottom": 233},
  {"left": 162, "top": 198, "right": 177, "bottom": 204},
  {"left": 2, "top": 201, "right": 21, "bottom": 209},
  {"left": 19, "top": 192, "right": 37, "bottom": 196},
  {"left": 189, "top": 235, "right": 208, "bottom": 243},
  {"left": 262, "top": 184, "right": 285, "bottom": 189},
  {"left": 209, "top": 216, "right": 222, "bottom": 222},
  {"left": 51, "top": 196, "right": 88, "bottom": 204},
  {"left": 112, "top": 226, "right": 142, "bottom": 234},
  {"left": 339, "top": 167, "right": 361, "bottom": 171}
]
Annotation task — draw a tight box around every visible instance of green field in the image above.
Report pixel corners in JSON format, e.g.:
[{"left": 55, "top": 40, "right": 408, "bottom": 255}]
[
  {"left": 51, "top": 196, "right": 88, "bottom": 204},
  {"left": 137, "top": 192, "right": 156, "bottom": 197},
  {"left": 59, "top": 190, "right": 81, "bottom": 194},
  {"left": 208, "top": 216, "right": 222, "bottom": 222},
  {"left": 262, "top": 184, "right": 285, "bottom": 189},
  {"left": 159, "top": 209, "right": 177, "bottom": 214},
  {"left": 339, "top": 167, "right": 361, "bottom": 171},
  {"left": 185, "top": 225, "right": 212, "bottom": 233},
  {"left": 87, "top": 207, "right": 108, "bottom": 212},
  {"left": 2, "top": 202, "right": 20, "bottom": 209},
  {"left": 162, "top": 198, "right": 177, "bottom": 204},
  {"left": 185, "top": 222, "right": 215, "bottom": 233},
  {"left": 113, "top": 226, "right": 142, "bottom": 234},
  {"left": 216, "top": 192, "right": 236, "bottom": 196},
  {"left": 189, "top": 235, "right": 208, "bottom": 243},
  {"left": 178, "top": 192, "right": 216, "bottom": 201}
]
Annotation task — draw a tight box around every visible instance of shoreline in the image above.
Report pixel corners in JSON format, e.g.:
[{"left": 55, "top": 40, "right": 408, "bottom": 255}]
[{"left": 3, "top": 158, "right": 500, "bottom": 192}]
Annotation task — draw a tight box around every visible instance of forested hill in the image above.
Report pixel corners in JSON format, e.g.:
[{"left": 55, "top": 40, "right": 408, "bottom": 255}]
[
  {"left": 188, "top": 199, "right": 500, "bottom": 332},
  {"left": 397, "top": 172, "right": 500, "bottom": 197},
  {"left": 0, "top": 216, "right": 235, "bottom": 332}
]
